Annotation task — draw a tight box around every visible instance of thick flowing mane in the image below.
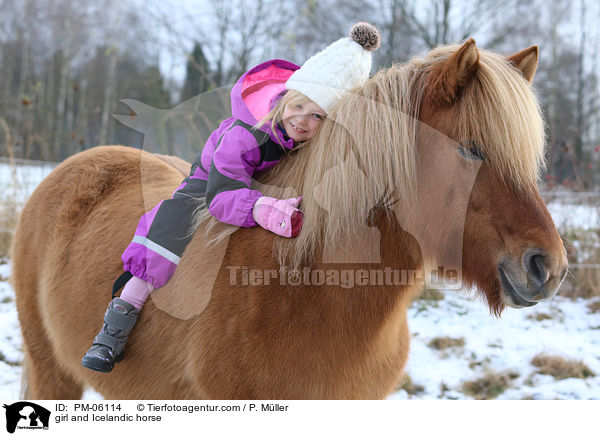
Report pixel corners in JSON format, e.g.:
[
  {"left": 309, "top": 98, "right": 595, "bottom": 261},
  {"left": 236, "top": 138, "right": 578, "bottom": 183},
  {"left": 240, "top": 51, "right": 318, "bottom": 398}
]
[
  {"left": 262, "top": 63, "right": 422, "bottom": 268},
  {"left": 195, "top": 43, "right": 547, "bottom": 268}
]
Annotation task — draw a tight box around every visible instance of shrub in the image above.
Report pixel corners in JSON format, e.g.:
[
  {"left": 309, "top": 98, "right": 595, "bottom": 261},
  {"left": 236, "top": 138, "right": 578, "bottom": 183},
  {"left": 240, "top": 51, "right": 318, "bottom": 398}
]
[
  {"left": 531, "top": 353, "right": 595, "bottom": 380},
  {"left": 461, "top": 370, "right": 519, "bottom": 399}
]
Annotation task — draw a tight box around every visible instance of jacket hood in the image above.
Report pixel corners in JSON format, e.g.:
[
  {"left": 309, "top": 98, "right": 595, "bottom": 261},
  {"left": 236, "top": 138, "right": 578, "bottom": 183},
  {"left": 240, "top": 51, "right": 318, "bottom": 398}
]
[{"left": 231, "top": 59, "right": 299, "bottom": 149}]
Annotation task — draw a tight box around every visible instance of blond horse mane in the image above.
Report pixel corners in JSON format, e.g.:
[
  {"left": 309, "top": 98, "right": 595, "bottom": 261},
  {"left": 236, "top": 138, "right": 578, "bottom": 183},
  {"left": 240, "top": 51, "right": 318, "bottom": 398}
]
[{"left": 194, "top": 43, "right": 546, "bottom": 269}]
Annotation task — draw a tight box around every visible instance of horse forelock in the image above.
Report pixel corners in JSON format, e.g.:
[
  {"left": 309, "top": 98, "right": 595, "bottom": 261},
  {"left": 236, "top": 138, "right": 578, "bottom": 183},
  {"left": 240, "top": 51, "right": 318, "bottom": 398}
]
[{"left": 426, "top": 44, "right": 546, "bottom": 192}]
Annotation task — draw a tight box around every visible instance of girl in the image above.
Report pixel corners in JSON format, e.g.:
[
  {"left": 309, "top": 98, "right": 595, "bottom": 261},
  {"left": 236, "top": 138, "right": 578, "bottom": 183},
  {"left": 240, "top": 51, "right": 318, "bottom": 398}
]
[{"left": 82, "top": 22, "right": 381, "bottom": 372}]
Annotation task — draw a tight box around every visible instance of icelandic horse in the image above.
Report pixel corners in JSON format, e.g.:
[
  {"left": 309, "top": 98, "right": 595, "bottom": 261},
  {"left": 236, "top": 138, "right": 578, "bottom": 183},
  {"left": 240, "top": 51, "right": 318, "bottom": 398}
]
[{"left": 12, "top": 39, "right": 567, "bottom": 399}]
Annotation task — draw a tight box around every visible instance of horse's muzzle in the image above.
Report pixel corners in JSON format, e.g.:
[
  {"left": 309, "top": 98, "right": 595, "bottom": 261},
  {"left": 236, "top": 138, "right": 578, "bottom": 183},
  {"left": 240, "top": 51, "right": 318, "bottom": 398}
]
[{"left": 497, "top": 248, "right": 568, "bottom": 308}]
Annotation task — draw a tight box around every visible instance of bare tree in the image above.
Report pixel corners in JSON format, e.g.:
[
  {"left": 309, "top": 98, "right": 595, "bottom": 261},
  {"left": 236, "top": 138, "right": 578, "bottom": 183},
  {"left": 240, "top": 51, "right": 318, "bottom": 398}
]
[
  {"left": 574, "top": 0, "right": 586, "bottom": 163},
  {"left": 395, "top": 0, "right": 518, "bottom": 49},
  {"left": 375, "top": 0, "right": 413, "bottom": 66}
]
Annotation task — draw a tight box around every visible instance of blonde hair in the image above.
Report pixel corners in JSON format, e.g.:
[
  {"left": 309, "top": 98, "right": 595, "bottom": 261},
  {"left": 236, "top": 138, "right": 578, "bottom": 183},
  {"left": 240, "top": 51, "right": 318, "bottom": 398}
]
[{"left": 255, "top": 90, "right": 321, "bottom": 147}]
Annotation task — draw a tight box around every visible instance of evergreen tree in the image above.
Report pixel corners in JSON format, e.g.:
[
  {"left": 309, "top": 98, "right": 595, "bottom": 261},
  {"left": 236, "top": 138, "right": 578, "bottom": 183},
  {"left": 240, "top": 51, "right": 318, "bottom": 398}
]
[{"left": 180, "top": 42, "right": 212, "bottom": 101}]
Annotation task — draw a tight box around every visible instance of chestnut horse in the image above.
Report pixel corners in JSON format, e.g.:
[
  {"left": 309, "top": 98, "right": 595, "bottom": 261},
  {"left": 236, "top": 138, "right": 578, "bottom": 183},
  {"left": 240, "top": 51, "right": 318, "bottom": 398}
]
[{"left": 12, "top": 39, "right": 567, "bottom": 399}]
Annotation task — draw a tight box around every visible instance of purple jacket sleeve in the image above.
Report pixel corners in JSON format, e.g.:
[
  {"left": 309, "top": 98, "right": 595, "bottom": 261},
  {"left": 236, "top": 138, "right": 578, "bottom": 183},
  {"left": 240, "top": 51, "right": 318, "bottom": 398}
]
[{"left": 205, "top": 126, "right": 263, "bottom": 227}]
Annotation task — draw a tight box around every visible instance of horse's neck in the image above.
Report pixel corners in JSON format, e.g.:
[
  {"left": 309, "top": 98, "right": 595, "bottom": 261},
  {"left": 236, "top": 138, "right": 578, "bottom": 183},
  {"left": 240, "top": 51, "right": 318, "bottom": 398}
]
[{"left": 312, "top": 208, "right": 424, "bottom": 328}]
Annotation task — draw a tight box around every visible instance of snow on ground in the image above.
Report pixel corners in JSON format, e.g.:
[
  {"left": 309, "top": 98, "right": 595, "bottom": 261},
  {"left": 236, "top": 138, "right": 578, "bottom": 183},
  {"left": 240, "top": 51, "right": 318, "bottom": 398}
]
[
  {"left": 0, "top": 260, "right": 22, "bottom": 399},
  {"left": 0, "top": 162, "right": 599, "bottom": 400},
  {"left": 0, "top": 160, "right": 55, "bottom": 201},
  {"left": 390, "top": 291, "right": 600, "bottom": 399},
  {"left": 547, "top": 203, "right": 600, "bottom": 231}
]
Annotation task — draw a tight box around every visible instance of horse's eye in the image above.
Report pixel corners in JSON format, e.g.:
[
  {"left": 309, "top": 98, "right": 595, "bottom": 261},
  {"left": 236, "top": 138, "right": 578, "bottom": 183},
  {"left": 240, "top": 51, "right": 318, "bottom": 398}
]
[{"left": 458, "top": 141, "right": 485, "bottom": 161}]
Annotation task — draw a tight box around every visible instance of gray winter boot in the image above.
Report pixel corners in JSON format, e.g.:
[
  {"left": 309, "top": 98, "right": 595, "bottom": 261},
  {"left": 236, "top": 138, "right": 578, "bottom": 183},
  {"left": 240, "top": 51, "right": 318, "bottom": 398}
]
[{"left": 81, "top": 298, "right": 140, "bottom": 373}]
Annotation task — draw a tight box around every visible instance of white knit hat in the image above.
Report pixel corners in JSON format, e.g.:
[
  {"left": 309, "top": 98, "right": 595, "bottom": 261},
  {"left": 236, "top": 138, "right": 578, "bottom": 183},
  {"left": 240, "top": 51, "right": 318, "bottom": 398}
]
[{"left": 286, "top": 22, "right": 381, "bottom": 114}]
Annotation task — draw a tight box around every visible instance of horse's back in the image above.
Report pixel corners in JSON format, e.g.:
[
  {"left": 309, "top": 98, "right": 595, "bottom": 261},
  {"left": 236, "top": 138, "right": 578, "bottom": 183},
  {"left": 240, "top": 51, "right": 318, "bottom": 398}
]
[
  {"left": 13, "top": 145, "right": 180, "bottom": 289},
  {"left": 11, "top": 146, "right": 185, "bottom": 399}
]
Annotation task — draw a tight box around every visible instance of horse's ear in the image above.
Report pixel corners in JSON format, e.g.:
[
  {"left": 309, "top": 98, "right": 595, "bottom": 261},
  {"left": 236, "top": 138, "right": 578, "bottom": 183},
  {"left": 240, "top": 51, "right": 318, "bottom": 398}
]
[
  {"left": 429, "top": 38, "right": 479, "bottom": 104},
  {"left": 507, "top": 45, "right": 538, "bottom": 83}
]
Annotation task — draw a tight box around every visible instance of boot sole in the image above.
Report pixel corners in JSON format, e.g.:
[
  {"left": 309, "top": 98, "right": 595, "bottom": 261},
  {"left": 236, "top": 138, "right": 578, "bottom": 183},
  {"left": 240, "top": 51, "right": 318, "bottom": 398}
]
[
  {"left": 81, "top": 357, "right": 114, "bottom": 373},
  {"left": 81, "top": 353, "right": 123, "bottom": 373}
]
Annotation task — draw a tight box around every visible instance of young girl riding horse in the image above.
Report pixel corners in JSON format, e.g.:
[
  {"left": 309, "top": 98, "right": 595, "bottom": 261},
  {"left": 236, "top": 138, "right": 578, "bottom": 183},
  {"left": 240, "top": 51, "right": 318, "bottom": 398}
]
[{"left": 82, "top": 22, "right": 381, "bottom": 372}]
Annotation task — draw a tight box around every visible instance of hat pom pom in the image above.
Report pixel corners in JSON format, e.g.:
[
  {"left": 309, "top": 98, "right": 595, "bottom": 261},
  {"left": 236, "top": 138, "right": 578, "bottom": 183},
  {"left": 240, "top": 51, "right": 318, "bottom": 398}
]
[{"left": 349, "top": 22, "right": 381, "bottom": 51}]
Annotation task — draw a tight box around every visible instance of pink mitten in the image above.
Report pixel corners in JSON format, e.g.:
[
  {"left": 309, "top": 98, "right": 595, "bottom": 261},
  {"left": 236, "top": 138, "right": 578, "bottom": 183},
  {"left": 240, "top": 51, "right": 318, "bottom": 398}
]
[{"left": 252, "top": 196, "right": 304, "bottom": 238}]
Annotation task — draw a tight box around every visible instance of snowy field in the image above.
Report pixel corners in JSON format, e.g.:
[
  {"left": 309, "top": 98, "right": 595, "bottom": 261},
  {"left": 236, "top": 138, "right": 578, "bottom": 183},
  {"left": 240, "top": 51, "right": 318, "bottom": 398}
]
[
  {"left": 0, "top": 159, "right": 56, "bottom": 199},
  {"left": 1, "top": 161, "right": 599, "bottom": 400}
]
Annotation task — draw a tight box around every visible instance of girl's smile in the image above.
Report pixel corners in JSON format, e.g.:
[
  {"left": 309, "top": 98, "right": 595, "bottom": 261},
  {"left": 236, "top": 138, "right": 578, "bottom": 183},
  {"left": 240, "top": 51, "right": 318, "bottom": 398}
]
[
  {"left": 282, "top": 101, "right": 326, "bottom": 142},
  {"left": 289, "top": 120, "right": 307, "bottom": 133}
]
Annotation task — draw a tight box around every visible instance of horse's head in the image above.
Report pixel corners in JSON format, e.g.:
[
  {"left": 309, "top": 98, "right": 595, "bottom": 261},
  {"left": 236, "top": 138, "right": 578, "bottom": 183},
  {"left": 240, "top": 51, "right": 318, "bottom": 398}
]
[
  {"left": 413, "top": 39, "right": 567, "bottom": 313},
  {"left": 262, "top": 39, "right": 567, "bottom": 315}
]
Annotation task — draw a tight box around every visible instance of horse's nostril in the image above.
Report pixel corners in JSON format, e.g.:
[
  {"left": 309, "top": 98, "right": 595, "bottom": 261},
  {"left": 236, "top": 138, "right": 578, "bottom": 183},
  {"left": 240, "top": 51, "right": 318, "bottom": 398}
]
[{"left": 523, "top": 250, "right": 550, "bottom": 286}]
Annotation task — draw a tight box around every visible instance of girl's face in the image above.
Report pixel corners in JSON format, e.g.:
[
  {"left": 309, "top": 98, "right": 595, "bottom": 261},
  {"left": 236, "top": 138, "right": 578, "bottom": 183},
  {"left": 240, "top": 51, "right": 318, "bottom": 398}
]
[{"left": 281, "top": 101, "right": 326, "bottom": 143}]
